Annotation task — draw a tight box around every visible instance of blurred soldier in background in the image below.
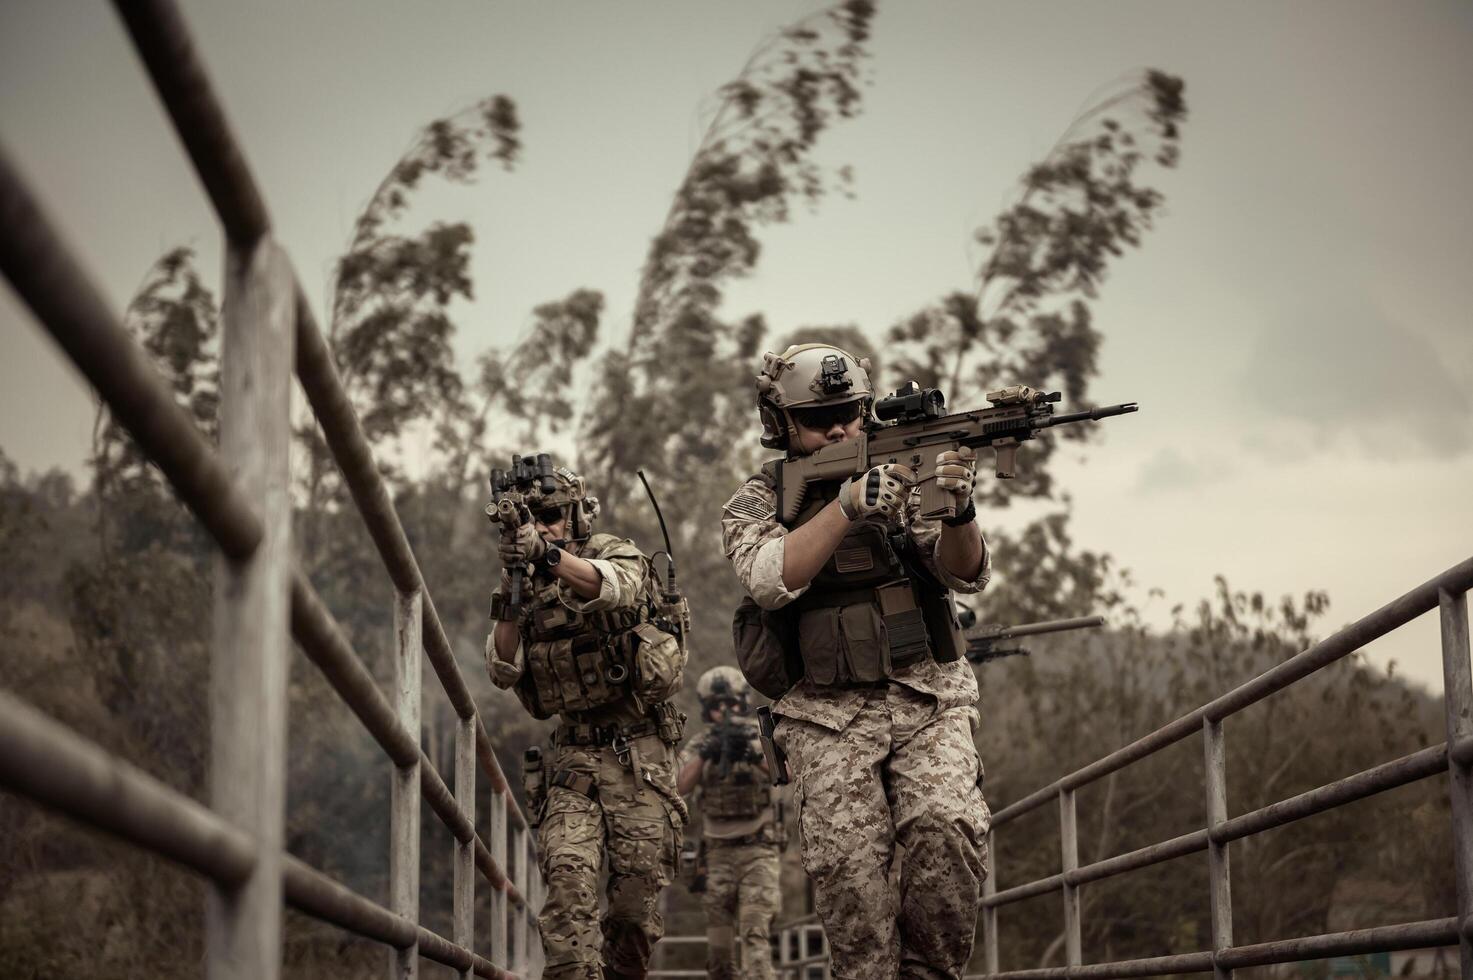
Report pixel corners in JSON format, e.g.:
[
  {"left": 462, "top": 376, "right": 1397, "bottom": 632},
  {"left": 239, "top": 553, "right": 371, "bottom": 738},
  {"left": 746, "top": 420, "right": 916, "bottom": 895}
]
[
  {"left": 486, "top": 464, "right": 689, "bottom": 980},
  {"left": 677, "top": 666, "right": 783, "bottom": 980},
  {"left": 722, "top": 345, "right": 992, "bottom": 980}
]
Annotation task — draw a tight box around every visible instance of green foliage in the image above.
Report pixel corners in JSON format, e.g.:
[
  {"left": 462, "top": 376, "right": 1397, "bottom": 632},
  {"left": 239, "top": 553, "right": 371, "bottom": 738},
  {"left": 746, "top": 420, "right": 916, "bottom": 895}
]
[
  {"left": 575, "top": 2, "right": 877, "bottom": 684},
  {"left": 886, "top": 70, "right": 1186, "bottom": 507},
  {"left": 10, "top": 8, "right": 1447, "bottom": 976},
  {"left": 975, "top": 581, "right": 1447, "bottom": 969}
]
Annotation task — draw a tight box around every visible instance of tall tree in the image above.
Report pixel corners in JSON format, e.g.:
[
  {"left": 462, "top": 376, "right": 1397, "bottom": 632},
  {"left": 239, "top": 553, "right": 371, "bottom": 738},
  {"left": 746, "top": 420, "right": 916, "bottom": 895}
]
[
  {"left": 300, "top": 95, "right": 522, "bottom": 554},
  {"left": 576, "top": 1, "right": 877, "bottom": 668},
  {"left": 886, "top": 70, "right": 1185, "bottom": 507}
]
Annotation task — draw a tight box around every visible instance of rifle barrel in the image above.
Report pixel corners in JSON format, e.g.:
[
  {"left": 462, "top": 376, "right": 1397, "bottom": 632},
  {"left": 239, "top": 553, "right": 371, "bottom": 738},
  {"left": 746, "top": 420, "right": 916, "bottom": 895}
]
[
  {"left": 1047, "top": 402, "right": 1139, "bottom": 427},
  {"left": 975, "top": 615, "right": 1106, "bottom": 642}
]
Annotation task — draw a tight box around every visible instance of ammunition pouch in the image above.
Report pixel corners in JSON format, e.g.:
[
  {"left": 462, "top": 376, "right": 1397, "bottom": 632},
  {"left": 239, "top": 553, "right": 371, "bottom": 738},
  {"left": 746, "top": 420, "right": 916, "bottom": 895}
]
[
  {"left": 549, "top": 769, "right": 598, "bottom": 801},
  {"left": 732, "top": 596, "right": 803, "bottom": 700},
  {"left": 731, "top": 466, "right": 965, "bottom": 695},
  {"left": 518, "top": 593, "right": 643, "bottom": 715}
]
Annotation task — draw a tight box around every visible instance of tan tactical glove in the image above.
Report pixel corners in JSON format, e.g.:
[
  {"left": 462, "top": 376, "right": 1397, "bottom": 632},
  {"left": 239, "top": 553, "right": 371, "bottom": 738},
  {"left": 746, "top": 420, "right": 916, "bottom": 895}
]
[
  {"left": 838, "top": 463, "right": 916, "bottom": 523},
  {"left": 935, "top": 447, "right": 977, "bottom": 504},
  {"left": 498, "top": 520, "right": 546, "bottom": 566}
]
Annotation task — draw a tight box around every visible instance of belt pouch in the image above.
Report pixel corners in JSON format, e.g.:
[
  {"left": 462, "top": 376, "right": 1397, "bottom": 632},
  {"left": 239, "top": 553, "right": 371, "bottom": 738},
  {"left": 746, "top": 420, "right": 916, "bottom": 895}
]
[
  {"left": 839, "top": 602, "right": 888, "bottom": 683},
  {"left": 877, "top": 583, "right": 929, "bottom": 667}
]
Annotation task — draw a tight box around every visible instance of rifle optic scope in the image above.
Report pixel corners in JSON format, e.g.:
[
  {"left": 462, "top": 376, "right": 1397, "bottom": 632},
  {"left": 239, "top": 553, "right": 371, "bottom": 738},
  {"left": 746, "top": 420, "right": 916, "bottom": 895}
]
[{"left": 875, "top": 382, "right": 946, "bottom": 423}]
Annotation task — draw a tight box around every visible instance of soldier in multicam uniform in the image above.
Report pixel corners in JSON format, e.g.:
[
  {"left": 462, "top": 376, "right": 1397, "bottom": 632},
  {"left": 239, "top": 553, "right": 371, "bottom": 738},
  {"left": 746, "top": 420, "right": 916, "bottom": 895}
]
[
  {"left": 485, "top": 465, "right": 689, "bottom": 980},
  {"left": 677, "top": 667, "right": 783, "bottom": 980},
  {"left": 721, "top": 345, "right": 992, "bottom": 980}
]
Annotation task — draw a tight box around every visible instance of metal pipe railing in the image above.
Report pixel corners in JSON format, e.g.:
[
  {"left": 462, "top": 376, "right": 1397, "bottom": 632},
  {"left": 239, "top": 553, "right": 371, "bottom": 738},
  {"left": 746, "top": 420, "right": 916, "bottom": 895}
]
[
  {"left": 0, "top": 689, "right": 258, "bottom": 886},
  {"left": 112, "top": 0, "right": 271, "bottom": 245},
  {"left": 0, "top": 142, "right": 262, "bottom": 561},
  {"left": 1, "top": 1, "right": 543, "bottom": 974},
  {"left": 992, "top": 557, "right": 1473, "bottom": 827},
  {"left": 979, "top": 558, "right": 1473, "bottom": 976}
]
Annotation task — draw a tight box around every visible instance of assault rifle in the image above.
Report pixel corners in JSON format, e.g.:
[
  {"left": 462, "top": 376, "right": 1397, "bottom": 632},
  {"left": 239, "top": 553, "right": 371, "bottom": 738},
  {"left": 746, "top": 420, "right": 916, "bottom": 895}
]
[
  {"left": 486, "top": 452, "right": 557, "bottom": 614},
  {"left": 774, "top": 383, "right": 1138, "bottom": 524},
  {"left": 966, "top": 615, "right": 1106, "bottom": 664},
  {"left": 704, "top": 719, "right": 760, "bottom": 779}
]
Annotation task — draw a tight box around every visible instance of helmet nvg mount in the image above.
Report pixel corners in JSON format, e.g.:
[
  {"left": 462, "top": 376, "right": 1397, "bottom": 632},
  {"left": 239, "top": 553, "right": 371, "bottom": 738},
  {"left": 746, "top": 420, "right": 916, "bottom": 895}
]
[
  {"left": 755, "top": 344, "right": 876, "bottom": 450},
  {"left": 697, "top": 665, "right": 751, "bottom": 714},
  {"left": 489, "top": 455, "right": 601, "bottom": 542}
]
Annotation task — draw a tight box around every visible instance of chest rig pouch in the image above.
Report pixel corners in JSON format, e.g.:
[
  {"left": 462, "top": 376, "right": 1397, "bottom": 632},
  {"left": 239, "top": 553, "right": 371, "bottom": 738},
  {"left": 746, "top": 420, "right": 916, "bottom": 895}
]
[
  {"left": 701, "top": 760, "right": 770, "bottom": 820},
  {"left": 518, "top": 584, "right": 643, "bottom": 716},
  {"left": 790, "top": 492, "right": 930, "bottom": 686}
]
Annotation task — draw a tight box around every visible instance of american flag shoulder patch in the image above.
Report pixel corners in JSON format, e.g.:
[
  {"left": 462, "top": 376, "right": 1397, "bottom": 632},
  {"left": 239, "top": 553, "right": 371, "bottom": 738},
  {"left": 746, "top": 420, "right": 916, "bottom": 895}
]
[{"left": 724, "top": 483, "right": 776, "bottom": 522}]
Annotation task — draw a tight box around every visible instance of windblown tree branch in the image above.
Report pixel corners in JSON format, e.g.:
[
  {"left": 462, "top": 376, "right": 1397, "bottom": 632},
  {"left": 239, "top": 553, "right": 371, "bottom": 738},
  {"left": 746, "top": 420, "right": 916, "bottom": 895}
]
[
  {"left": 886, "top": 69, "right": 1186, "bottom": 507},
  {"left": 573, "top": 0, "right": 876, "bottom": 667}
]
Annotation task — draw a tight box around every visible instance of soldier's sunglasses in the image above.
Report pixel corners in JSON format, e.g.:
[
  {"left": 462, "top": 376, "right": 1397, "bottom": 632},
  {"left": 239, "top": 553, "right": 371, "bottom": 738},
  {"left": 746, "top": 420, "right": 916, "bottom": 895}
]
[
  {"left": 791, "top": 400, "right": 863, "bottom": 431},
  {"left": 533, "top": 506, "right": 567, "bottom": 526}
]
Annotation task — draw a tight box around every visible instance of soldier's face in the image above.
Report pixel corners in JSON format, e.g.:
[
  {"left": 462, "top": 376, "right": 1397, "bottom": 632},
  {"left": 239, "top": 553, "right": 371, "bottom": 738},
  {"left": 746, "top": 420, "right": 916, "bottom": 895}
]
[
  {"left": 534, "top": 511, "right": 569, "bottom": 541},
  {"left": 792, "top": 414, "right": 864, "bottom": 454}
]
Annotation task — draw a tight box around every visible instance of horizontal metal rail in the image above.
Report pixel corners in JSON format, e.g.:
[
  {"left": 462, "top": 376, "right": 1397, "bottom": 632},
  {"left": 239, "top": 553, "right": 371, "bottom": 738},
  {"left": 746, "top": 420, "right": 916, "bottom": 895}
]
[
  {"left": 0, "top": 143, "right": 527, "bottom": 901},
  {"left": 293, "top": 284, "right": 521, "bottom": 816},
  {"left": 988, "top": 738, "right": 1462, "bottom": 908},
  {"left": 0, "top": 46, "right": 535, "bottom": 960},
  {"left": 0, "top": 142, "right": 262, "bottom": 561},
  {"left": 0, "top": 689, "right": 258, "bottom": 886},
  {"left": 993, "top": 557, "right": 1473, "bottom": 827},
  {"left": 113, "top": 0, "right": 523, "bottom": 823},
  {"left": 972, "top": 914, "right": 1457, "bottom": 979},
  {"left": 981, "top": 561, "right": 1473, "bottom": 977},
  {"left": 970, "top": 951, "right": 1215, "bottom": 979},
  {"left": 1215, "top": 917, "right": 1459, "bottom": 970},
  {"left": 112, "top": 0, "right": 270, "bottom": 246},
  {"left": 0, "top": 685, "right": 537, "bottom": 962},
  {"left": 283, "top": 854, "right": 521, "bottom": 978}
]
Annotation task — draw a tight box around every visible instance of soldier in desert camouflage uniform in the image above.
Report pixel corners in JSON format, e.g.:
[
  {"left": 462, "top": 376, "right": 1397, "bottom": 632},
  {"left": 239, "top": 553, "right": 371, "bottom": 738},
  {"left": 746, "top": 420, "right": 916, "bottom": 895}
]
[
  {"left": 722, "top": 345, "right": 992, "bottom": 980},
  {"left": 486, "top": 465, "right": 689, "bottom": 980},
  {"left": 677, "top": 667, "right": 783, "bottom": 980}
]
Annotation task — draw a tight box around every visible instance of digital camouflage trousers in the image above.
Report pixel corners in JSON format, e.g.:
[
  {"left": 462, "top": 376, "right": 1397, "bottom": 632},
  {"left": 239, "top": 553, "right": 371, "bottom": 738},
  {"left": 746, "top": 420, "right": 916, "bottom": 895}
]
[
  {"left": 703, "top": 840, "right": 781, "bottom": 980},
  {"left": 776, "top": 692, "right": 990, "bottom": 980},
  {"left": 536, "top": 736, "right": 686, "bottom": 980}
]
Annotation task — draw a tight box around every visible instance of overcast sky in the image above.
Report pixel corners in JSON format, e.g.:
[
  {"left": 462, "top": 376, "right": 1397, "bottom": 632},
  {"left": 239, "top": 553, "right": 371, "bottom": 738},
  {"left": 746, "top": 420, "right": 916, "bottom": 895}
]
[{"left": 2, "top": 0, "right": 1469, "bottom": 692}]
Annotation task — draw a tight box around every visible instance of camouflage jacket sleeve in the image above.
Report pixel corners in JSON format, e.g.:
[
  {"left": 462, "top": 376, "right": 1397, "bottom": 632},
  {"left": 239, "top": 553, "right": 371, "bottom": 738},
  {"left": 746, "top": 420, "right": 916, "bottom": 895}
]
[
  {"left": 903, "top": 488, "right": 992, "bottom": 595},
  {"left": 561, "top": 534, "right": 651, "bottom": 613},
  {"left": 721, "top": 478, "right": 810, "bottom": 611}
]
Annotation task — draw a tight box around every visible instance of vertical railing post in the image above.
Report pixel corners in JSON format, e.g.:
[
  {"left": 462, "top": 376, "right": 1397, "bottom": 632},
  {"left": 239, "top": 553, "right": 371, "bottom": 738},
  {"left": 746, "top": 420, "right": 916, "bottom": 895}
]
[
  {"left": 1440, "top": 587, "right": 1473, "bottom": 976},
  {"left": 1203, "top": 717, "right": 1233, "bottom": 980},
  {"left": 982, "top": 827, "right": 998, "bottom": 975},
  {"left": 207, "top": 238, "right": 293, "bottom": 980},
  {"left": 454, "top": 716, "right": 476, "bottom": 978},
  {"left": 391, "top": 589, "right": 423, "bottom": 979},
  {"left": 1059, "top": 788, "right": 1082, "bottom": 968},
  {"left": 512, "top": 826, "right": 530, "bottom": 974},
  {"left": 491, "top": 791, "right": 509, "bottom": 968}
]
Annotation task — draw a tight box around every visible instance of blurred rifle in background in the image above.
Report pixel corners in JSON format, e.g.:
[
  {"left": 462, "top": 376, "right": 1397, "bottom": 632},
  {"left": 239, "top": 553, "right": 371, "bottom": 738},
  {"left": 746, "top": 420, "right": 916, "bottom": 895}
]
[{"left": 964, "top": 615, "right": 1105, "bottom": 664}]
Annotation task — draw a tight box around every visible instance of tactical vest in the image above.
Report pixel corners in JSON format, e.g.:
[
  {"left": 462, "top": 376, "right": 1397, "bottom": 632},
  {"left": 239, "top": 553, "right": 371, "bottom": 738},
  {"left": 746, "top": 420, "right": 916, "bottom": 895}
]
[
  {"left": 516, "top": 536, "right": 653, "bottom": 717},
  {"left": 700, "top": 748, "right": 770, "bottom": 821},
  {"left": 758, "top": 462, "right": 965, "bottom": 687}
]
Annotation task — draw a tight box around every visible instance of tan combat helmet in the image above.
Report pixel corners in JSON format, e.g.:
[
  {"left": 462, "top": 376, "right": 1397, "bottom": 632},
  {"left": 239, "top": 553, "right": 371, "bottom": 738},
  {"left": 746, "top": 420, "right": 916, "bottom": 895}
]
[
  {"left": 697, "top": 665, "right": 752, "bottom": 715},
  {"left": 526, "top": 466, "right": 601, "bottom": 542},
  {"left": 755, "top": 343, "right": 876, "bottom": 450}
]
